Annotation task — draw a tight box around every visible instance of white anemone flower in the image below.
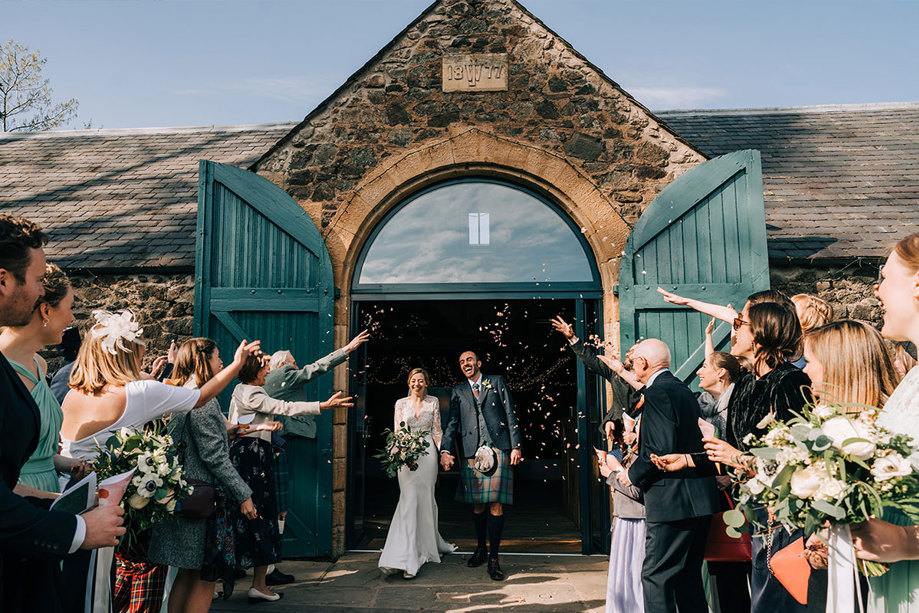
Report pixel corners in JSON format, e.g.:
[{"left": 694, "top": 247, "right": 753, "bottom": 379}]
[
  {"left": 137, "top": 474, "right": 163, "bottom": 498},
  {"left": 871, "top": 453, "right": 913, "bottom": 482}
]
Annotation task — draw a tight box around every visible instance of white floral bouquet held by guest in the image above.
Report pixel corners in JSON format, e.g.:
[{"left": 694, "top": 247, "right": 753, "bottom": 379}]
[
  {"left": 730, "top": 402, "right": 919, "bottom": 578},
  {"left": 93, "top": 423, "right": 193, "bottom": 553},
  {"left": 374, "top": 422, "right": 432, "bottom": 478}
]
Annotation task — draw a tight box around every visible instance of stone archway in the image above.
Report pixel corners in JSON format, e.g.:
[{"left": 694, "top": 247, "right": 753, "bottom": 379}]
[{"left": 322, "top": 127, "right": 632, "bottom": 344}]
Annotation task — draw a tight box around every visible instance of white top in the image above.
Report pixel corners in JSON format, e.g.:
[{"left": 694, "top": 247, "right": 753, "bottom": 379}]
[
  {"left": 228, "top": 383, "right": 320, "bottom": 443},
  {"left": 61, "top": 380, "right": 200, "bottom": 461},
  {"left": 646, "top": 368, "right": 670, "bottom": 388},
  {"left": 878, "top": 365, "right": 919, "bottom": 441}
]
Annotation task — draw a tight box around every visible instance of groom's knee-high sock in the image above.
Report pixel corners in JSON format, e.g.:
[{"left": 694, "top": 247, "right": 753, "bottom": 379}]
[
  {"left": 487, "top": 513, "right": 505, "bottom": 560},
  {"left": 473, "top": 511, "right": 487, "bottom": 550}
]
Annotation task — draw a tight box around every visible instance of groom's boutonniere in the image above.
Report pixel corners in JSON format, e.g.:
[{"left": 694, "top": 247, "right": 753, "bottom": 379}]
[{"left": 481, "top": 379, "right": 493, "bottom": 390}]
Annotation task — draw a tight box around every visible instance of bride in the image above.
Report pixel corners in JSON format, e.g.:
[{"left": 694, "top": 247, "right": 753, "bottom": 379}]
[{"left": 379, "top": 368, "right": 455, "bottom": 579}]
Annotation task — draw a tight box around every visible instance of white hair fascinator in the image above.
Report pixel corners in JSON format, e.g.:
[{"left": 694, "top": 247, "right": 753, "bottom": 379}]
[{"left": 91, "top": 309, "right": 145, "bottom": 355}]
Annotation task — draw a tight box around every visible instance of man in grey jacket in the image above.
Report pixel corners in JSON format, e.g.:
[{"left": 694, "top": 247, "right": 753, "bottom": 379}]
[{"left": 260, "top": 329, "right": 369, "bottom": 585}]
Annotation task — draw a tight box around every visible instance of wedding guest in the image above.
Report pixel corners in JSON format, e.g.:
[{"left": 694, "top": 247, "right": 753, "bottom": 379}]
[
  {"left": 50, "top": 325, "right": 81, "bottom": 405},
  {"left": 59, "top": 310, "right": 260, "bottom": 613},
  {"left": 798, "top": 319, "right": 897, "bottom": 612},
  {"left": 228, "top": 352, "right": 352, "bottom": 603},
  {"left": 0, "top": 215, "right": 125, "bottom": 613},
  {"left": 147, "top": 338, "right": 262, "bottom": 613},
  {"left": 655, "top": 298, "right": 810, "bottom": 613},
  {"left": 599, "top": 418, "right": 645, "bottom": 613},
  {"left": 605, "top": 339, "right": 719, "bottom": 613},
  {"left": 1, "top": 264, "right": 85, "bottom": 495},
  {"left": 695, "top": 350, "right": 752, "bottom": 613},
  {"left": 378, "top": 368, "right": 455, "bottom": 579},
  {"left": 261, "top": 329, "right": 369, "bottom": 587},
  {"left": 551, "top": 316, "right": 643, "bottom": 431},
  {"left": 790, "top": 294, "right": 834, "bottom": 368},
  {"left": 847, "top": 233, "right": 919, "bottom": 613}
]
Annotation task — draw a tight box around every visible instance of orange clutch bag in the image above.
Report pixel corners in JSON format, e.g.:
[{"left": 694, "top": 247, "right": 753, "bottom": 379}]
[{"left": 768, "top": 536, "right": 810, "bottom": 605}]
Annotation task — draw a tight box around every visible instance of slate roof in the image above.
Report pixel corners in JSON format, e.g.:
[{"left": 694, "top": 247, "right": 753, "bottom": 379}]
[
  {"left": 0, "top": 124, "right": 294, "bottom": 270},
  {"left": 0, "top": 103, "right": 916, "bottom": 270},
  {"left": 658, "top": 102, "right": 919, "bottom": 261}
]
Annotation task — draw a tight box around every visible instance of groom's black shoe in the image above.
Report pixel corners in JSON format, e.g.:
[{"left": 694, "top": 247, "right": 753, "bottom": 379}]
[
  {"left": 487, "top": 558, "right": 505, "bottom": 581},
  {"left": 467, "top": 547, "right": 488, "bottom": 567},
  {"left": 266, "top": 568, "right": 295, "bottom": 586}
]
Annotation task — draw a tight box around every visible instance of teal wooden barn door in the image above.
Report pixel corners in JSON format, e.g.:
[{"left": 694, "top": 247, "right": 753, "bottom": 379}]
[
  {"left": 194, "top": 160, "right": 335, "bottom": 557},
  {"left": 619, "top": 150, "right": 770, "bottom": 384}
]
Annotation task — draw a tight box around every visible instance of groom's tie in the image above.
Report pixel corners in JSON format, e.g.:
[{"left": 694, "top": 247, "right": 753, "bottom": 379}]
[{"left": 472, "top": 382, "right": 480, "bottom": 399}]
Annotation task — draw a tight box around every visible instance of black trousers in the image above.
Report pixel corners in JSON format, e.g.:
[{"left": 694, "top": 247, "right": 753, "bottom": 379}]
[{"left": 642, "top": 515, "right": 711, "bottom": 613}]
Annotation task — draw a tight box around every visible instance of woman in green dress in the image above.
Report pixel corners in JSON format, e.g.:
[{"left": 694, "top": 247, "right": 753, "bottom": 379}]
[
  {"left": 850, "top": 232, "right": 919, "bottom": 612},
  {"left": 0, "top": 263, "right": 84, "bottom": 495}
]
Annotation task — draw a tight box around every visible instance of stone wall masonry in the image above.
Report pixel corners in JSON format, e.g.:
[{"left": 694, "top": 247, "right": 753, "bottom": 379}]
[
  {"left": 44, "top": 273, "right": 195, "bottom": 375},
  {"left": 256, "top": 0, "right": 704, "bottom": 236},
  {"left": 770, "top": 262, "right": 881, "bottom": 325}
]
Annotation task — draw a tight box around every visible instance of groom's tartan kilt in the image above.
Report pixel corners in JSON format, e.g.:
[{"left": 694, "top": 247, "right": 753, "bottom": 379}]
[{"left": 457, "top": 447, "right": 514, "bottom": 504}]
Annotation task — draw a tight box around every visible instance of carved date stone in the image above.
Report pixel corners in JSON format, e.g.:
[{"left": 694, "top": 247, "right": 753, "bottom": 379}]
[{"left": 442, "top": 54, "right": 508, "bottom": 92}]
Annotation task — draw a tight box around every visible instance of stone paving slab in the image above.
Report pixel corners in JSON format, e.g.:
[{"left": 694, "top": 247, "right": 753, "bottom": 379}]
[{"left": 209, "top": 552, "right": 608, "bottom": 612}]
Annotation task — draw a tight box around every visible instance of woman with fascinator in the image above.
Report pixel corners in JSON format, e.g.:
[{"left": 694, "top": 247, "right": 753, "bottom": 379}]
[
  {"left": 59, "top": 309, "right": 261, "bottom": 613},
  {"left": 378, "top": 368, "right": 455, "bottom": 580}
]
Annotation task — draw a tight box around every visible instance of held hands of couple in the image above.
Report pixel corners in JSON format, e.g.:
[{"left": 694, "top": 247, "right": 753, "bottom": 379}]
[{"left": 440, "top": 452, "right": 455, "bottom": 471}]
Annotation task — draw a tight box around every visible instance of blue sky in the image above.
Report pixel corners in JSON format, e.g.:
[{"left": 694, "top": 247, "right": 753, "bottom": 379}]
[{"left": 4, "top": 0, "right": 918, "bottom": 130}]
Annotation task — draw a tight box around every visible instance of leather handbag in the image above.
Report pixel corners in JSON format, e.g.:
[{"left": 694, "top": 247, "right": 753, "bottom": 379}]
[
  {"left": 768, "top": 536, "right": 810, "bottom": 605},
  {"left": 176, "top": 479, "right": 216, "bottom": 519},
  {"left": 704, "top": 494, "right": 752, "bottom": 562},
  {"left": 174, "top": 436, "right": 217, "bottom": 519}
]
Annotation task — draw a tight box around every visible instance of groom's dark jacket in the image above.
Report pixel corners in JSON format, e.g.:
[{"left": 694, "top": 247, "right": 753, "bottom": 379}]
[
  {"left": 442, "top": 375, "right": 522, "bottom": 459},
  {"left": 627, "top": 369, "right": 719, "bottom": 523}
]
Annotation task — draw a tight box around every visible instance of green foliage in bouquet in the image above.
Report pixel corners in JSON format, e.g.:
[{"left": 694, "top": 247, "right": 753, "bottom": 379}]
[
  {"left": 93, "top": 422, "right": 193, "bottom": 553},
  {"left": 373, "top": 422, "right": 431, "bottom": 478},
  {"left": 729, "top": 401, "right": 919, "bottom": 576}
]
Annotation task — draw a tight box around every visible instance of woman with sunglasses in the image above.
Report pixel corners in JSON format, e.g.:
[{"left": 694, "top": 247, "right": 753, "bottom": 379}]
[{"left": 655, "top": 296, "right": 811, "bottom": 613}]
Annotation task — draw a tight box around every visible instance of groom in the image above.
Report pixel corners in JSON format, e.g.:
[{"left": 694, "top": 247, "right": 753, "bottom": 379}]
[{"left": 440, "top": 350, "right": 522, "bottom": 581}]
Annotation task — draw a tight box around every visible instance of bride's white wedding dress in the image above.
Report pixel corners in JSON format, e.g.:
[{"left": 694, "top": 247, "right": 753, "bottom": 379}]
[{"left": 378, "top": 395, "right": 456, "bottom": 576}]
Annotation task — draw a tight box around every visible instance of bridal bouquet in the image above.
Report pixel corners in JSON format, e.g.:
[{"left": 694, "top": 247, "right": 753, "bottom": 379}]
[
  {"left": 728, "top": 402, "right": 919, "bottom": 576},
  {"left": 374, "top": 423, "right": 431, "bottom": 478},
  {"left": 93, "top": 423, "right": 193, "bottom": 552}
]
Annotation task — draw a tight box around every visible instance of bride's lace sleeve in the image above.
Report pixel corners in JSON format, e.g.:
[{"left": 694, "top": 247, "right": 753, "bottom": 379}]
[
  {"left": 394, "top": 398, "right": 403, "bottom": 431},
  {"left": 431, "top": 397, "right": 443, "bottom": 450}
]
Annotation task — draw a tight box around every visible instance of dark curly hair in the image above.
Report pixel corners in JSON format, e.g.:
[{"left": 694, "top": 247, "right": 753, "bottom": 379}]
[{"left": 0, "top": 215, "right": 48, "bottom": 283}]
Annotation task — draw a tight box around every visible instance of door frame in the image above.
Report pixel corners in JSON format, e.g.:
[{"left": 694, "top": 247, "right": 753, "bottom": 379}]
[{"left": 345, "top": 290, "right": 606, "bottom": 554}]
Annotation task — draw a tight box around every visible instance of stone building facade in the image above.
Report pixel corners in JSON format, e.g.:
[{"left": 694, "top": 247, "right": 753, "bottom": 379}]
[{"left": 2, "top": 0, "right": 915, "bottom": 557}]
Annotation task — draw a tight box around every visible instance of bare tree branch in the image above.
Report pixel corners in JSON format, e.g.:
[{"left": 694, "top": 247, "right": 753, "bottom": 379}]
[{"left": 0, "top": 38, "right": 79, "bottom": 132}]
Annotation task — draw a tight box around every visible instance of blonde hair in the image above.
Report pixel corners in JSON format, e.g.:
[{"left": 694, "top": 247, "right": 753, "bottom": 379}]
[
  {"left": 792, "top": 294, "right": 834, "bottom": 332},
  {"left": 805, "top": 319, "right": 899, "bottom": 408},
  {"left": 169, "top": 338, "right": 218, "bottom": 387},
  {"left": 69, "top": 330, "right": 145, "bottom": 394},
  {"left": 407, "top": 367, "right": 431, "bottom": 387}
]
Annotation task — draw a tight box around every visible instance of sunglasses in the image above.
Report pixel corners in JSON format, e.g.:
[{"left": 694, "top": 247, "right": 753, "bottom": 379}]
[{"left": 732, "top": 316, "right": 750, "bottom": 331}]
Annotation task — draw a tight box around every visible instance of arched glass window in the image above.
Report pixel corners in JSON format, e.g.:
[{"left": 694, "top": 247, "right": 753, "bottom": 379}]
[{"left": 354, "top": 180, "right": 598, "bottom": 288}]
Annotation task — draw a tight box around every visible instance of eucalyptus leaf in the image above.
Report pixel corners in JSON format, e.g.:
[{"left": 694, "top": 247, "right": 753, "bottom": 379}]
[
  {"left": 750, "top": 447, "right": 781, "bottom": 460},
  {"left": 723, "top": 509, "right": 746, "bottom": 528},
  {"left": 790, "top": 425, "right": 812, "bottom": 441},
  {"left": 812, "top": 499, "right": 845, "bottom": 520},
  {"left": 812, "top": 435, "right": 832, "bottom": 452}
]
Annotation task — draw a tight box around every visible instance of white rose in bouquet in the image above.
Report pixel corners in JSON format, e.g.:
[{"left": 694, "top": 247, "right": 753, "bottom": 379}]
[
  {"left": 790, "top": 466, "right": 823, "bottom": 499},
  {"left": 128, "top": 493, "right": 151, "bottom": 509},
  {"left": 871, "top": 453, "right": 913, "bottom": 481},
  {"left": 747, "top": 478, "right": 766, "bottom": 495},
  {"left": 816, "top": 477, "right": 846, "bottom": 500},
  {"left": 821, "top": 416, "right": 876, "bottom": 460}
]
